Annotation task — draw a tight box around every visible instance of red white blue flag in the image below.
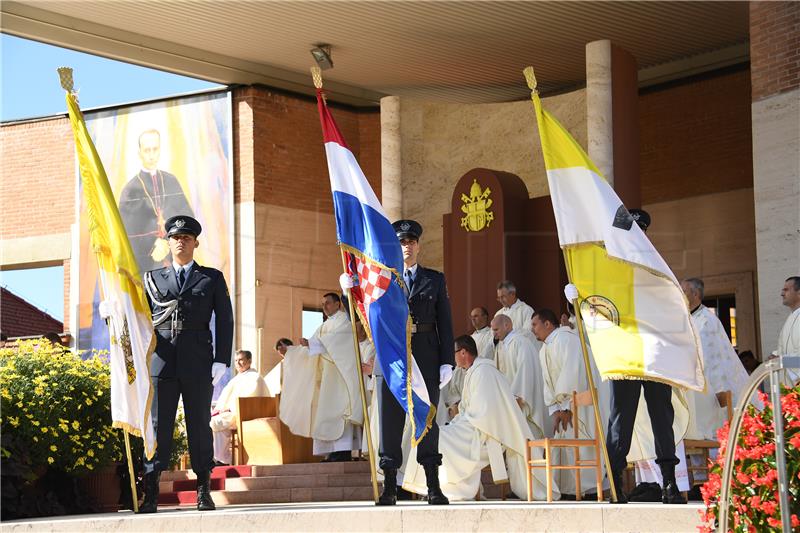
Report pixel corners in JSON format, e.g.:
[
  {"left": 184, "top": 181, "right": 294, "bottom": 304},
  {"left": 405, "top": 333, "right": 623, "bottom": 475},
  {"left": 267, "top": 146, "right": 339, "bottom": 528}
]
[{"left": 316, "top": 90, "right": 434, "bottom": 444}]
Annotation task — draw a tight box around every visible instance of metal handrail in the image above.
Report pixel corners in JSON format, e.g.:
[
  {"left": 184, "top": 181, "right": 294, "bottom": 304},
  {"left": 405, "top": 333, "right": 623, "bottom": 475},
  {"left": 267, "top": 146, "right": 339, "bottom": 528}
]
[{"left": 717, "top": 355, "right": 799, "bottom": 533}]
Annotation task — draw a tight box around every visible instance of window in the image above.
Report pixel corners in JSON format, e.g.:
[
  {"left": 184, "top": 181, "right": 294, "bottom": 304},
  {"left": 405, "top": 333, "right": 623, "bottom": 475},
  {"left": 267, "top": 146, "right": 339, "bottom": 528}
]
[{"left": 302, "top": 308, "right": 324, "bottom": 339}]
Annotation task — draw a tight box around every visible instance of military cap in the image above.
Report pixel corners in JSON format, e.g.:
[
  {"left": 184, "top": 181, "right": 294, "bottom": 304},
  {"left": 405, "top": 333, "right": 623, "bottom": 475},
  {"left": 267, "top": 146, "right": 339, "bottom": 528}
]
[
  {"left": 629, "top": 209, "right": 651, "bottom": 231},
  {"left": 165, "top": 215, "right": 202, "bottom": 237},
  {"left": 392, "top": 219, "right": 423, "bottom": 240}
]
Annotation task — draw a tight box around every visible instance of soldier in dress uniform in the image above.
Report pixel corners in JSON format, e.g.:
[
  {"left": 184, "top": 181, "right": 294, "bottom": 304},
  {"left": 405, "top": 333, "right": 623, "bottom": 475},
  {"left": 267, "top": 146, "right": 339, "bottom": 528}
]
[
  {"left": 139, "top": 215, "right": 234, "bottom": 513},
  {"left": 377, "top": 219, "right": 454, "bottom": 506}
]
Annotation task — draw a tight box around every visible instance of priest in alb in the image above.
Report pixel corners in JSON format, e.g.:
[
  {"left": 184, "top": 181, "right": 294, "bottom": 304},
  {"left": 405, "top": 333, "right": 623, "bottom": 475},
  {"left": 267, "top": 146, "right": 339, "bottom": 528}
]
[
  {"left": 279, "top": 292, "right": 363, "bottom": 461},
  {"left": 777, "top": 276, "right": 800, "bottom": 385},
  {"left": 491, "top": 314, "right": 547, "bottom": 439},
  {"left": 401, "top": 335, "right": 558, "bottom": 501},
  {"left": 442, "top": 306, "right": 496, "bottom": 421},
  {"left": 210, "top": 349, "right": 269, "bottom": 465},
  {"left": 532, "top": 309, "right": 606, "bottom": 496}
]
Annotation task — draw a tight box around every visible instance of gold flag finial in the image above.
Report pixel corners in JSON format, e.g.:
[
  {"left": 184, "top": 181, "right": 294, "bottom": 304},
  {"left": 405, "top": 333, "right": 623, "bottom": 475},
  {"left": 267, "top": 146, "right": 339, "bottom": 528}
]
[
  {"left": 311, "top": 66, "right": 323, "bottom": 89},
  {"left": 57, "top": 67, "right": 74, "bottom": 92},
  {"left": 523, "top": 66, "right": 538, "bottom": 93}
]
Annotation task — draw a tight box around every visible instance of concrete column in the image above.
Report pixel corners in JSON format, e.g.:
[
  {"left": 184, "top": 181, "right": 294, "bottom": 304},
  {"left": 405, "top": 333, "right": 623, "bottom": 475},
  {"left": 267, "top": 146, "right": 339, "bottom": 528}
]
[
  {"left": 380, "top": 96, "right": 403, "bottom": 221},
  {"left": 235, "top": 201, "right": 260, "bottom": 370},
  {"left": 586, "top": 40, "right": 641, "bottom": 208},
  {"left": 750, "top": 2, "right": 800, "bottom": 358}
]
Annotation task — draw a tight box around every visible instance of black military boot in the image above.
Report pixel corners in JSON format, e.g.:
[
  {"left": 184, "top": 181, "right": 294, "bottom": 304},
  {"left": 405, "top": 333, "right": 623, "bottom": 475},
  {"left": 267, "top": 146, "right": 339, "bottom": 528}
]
[
  {"left": 423, "top": 464, "right": 449, "bottom": 505},
  {"left": 196, "top": 471, "right": 217, "bottom": 511},
  {"left": 660, "top": 464, "right": 687, "bottom": 504},
  {"left": 138, "top": 471, "right": 160, "bottom": 514},
  {"left": 377, "top": 468, "right": 398, "bottom": 506},
  {"left": 609, "top": 471, "right": 628, "bottom": 504}
]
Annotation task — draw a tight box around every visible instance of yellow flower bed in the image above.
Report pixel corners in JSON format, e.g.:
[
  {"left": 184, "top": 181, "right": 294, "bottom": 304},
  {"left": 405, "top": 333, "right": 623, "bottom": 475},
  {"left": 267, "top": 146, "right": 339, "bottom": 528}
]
[{"left": 0, "top": 340, "right": 122, "bottom": 474}]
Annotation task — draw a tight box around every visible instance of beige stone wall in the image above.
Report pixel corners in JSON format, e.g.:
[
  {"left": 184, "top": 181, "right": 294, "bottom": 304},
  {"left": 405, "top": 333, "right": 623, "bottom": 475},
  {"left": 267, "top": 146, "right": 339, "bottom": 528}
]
[
  {"left": 387, "top": 90, "right": 587, "bottom": 270},
  {"left": 752, "top": 88, "right": 800, "bottom": 358},
  {"left": 236, "top": 202, "right": 341, "bottom": 374}
]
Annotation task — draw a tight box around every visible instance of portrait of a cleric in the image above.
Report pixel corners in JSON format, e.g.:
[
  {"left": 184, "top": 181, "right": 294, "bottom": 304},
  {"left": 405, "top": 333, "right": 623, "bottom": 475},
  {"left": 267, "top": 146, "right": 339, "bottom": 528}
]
[
  {"left": 118, "top": 128, "right": 195, "bottom": 273},
  {"left": 138, "top": 215, "right": 234, "bottom": 513}
]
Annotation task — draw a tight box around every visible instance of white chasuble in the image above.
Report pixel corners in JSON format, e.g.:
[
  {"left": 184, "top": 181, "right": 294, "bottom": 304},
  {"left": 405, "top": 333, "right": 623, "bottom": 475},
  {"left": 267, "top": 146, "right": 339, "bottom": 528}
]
[
  {"left": 401, "top": 358, "right": 559, "bottom": 501},
  {"left": 496, "top": 330, "right": 547, "bottom": 439},
  {"left": 279, "top": 311, "right": 363, "bottom": 449},
  {"left": 778, "top": 307, "right": 800, "bottom": 386}
]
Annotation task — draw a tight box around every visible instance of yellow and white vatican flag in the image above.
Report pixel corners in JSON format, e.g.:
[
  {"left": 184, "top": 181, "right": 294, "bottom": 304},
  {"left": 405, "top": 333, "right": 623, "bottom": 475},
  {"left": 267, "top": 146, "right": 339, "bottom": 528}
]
[
  {"left": 524, "top": 68, "right": 704, "bottom": 392},
  {"left": 59, "top": 68, "right": 156, "bottom": 458}
]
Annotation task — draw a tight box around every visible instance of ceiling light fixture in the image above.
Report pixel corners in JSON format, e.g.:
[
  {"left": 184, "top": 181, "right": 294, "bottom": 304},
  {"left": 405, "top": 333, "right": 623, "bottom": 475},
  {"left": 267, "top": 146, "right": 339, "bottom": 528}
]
[{"left": 310, "top": 44, "right": 334, "bottom": 71}]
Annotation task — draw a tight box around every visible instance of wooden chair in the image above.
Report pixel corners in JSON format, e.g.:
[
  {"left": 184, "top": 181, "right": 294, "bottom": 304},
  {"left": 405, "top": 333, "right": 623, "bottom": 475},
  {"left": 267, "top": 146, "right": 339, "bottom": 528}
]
[
  {"left": 236, "top": 395, "right": 314, "bottom": 465},
  {"left": 684, "top": 390, "right": 733, "bottom": 486},
  {"left": 525, "top": 389, "right": 603, "bottom": 502}
]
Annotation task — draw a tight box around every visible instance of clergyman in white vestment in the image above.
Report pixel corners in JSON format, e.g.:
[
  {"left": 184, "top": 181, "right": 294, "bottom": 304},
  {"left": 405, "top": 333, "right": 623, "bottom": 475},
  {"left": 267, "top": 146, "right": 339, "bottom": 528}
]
[
  {"left": 210, "top": 349, "right": 269, "bottom": 465},
  {"left": 280, "top": 293, "right": 363, "bottom": 461},
  {"left": 441, "top": 306, "right": 496, "bottom": 422},
  {"left": 533, "top": 310, "right": 607, "bottom": 496},
  {"left": 402, "top": 335, "right": 558, "bottom": 501},
  {"left": 494, "top": 280, "right": 540, "bottom": 348},
  {"left": 777, "top": 276, "right": 800, "bottom": 385},
  {"left": 682, "top": 278, "right": 750, "bottom": 440},
  {"left": 491, "top": 314, "right": 548, "bottom": 439}
]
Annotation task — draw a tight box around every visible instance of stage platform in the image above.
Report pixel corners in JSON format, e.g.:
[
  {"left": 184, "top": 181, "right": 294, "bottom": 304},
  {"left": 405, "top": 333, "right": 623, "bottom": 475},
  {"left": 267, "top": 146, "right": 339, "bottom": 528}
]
[{"left": 1, "top": 500, "right": 704, "bottom": 532}]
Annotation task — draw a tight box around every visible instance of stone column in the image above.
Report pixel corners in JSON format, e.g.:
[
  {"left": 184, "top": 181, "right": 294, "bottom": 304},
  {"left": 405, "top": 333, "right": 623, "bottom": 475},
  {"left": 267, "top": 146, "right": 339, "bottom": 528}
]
[
  {"left": 750, "top": 2, "right": 800, "bottom": 358},
  {"left": 586, "top": 40, "right": 641, "bottom": 208},
  {"left": 381, "top": 96, "right": 403, "bottom": 221}
]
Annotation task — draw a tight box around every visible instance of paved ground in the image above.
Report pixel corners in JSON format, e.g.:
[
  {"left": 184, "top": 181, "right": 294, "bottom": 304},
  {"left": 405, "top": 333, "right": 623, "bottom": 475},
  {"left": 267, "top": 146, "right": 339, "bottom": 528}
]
[{"left": 1, "top": 500, "right": 705, "bottom": 532}]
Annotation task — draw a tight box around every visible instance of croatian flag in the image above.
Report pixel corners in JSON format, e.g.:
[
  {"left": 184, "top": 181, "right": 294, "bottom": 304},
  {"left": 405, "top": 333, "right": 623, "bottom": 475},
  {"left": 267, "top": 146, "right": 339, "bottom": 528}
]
[{"left": 316, "top": 90, "right": 434, "bottom": 444}]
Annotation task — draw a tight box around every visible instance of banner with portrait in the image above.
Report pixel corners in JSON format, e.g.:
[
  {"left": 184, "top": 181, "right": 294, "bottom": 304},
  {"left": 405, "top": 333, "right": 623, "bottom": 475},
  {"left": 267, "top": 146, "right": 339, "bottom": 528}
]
[{"left": 74, "top": 90, "right": 234, "bottom": 362}]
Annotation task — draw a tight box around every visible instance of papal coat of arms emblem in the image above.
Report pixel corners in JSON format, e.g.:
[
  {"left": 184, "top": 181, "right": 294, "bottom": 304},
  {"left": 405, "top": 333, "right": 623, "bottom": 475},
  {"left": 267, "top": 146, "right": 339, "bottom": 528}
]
[{"left": 460, "top": 179, "right": 494, "bottom": 232}]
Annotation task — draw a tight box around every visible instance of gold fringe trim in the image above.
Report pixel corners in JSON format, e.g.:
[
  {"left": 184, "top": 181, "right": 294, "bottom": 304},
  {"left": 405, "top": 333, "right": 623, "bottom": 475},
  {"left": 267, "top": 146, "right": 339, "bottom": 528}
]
[
  {"left": 336, "top": 244, "right": 434, "bottom": 447},
  {"left": 563, "top": 243, "right": 706, "bottom": 393}
]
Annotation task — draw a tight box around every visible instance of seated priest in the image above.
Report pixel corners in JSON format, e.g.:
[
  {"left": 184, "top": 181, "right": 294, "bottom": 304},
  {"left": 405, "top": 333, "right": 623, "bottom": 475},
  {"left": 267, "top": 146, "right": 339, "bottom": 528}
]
[
  {"left": 492, "top": 314, "right": 548, "bottom": 439},
  {"left": 401, "top": 335, "right": 559, "bottom": 501},
  {"left": 532, "top": 308, "right": 608, "bottom": 498},
  {"left": 280, "top": 292, "right": 363, "bottom": 462},
  {"left": 210, "top": 349, "right": 269, "bottom": 465}
]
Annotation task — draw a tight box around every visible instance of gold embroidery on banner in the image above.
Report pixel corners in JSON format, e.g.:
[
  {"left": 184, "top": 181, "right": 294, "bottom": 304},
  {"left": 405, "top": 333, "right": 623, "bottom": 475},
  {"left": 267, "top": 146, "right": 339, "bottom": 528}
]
[
  {"left": 460, "top": 179, "right": 494, "bottom": 232},
  {"left": 119, "top": 317, "right": 137, "bottom": 384}
]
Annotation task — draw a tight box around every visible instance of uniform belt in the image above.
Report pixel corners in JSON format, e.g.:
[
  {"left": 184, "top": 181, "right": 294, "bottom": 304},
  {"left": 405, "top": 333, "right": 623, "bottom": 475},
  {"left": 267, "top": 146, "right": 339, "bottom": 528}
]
[
  {"left": 155, "top": 320, "right": 210, "bottom": 331},
  {"left": 411, "top": 323, "right": 435, "bottom": 334}
]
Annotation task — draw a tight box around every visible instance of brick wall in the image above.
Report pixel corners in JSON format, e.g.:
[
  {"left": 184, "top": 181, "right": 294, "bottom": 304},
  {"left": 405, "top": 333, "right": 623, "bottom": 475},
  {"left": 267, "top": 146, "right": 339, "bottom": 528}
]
[
  {"left": 750, "top": 1, "right": 800, "bottom": 101},
  {"left": 241, "top": 87, "right": 380, "bottom": 211},
  {"left": 639, "top": 67, "right": 753, "bottom": 204},
  {"left": 0, "top": 117, "right": 75, "bottom": 239}
]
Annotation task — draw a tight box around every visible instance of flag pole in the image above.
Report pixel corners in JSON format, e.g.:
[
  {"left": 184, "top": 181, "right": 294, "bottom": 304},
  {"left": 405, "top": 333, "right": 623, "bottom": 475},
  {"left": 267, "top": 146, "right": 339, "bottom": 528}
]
[
  {"left": 340, "top": 250, "right": 381, "bottom": 502},
  {"left": 563, "top": 252, "right": 619, "bottom": 503},
  {"left": 123, "top": 431, "right": 139, "bottom": 512},
  {"left": 524, "top": 65, "right": 618, "bottom": 503},
  {"left": 312, "top": 65, "right": 378, "bottom": 502}
]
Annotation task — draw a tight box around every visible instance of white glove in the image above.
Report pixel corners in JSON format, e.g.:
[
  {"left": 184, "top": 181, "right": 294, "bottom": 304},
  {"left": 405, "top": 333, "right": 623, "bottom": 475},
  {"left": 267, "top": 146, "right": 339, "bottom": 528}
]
[
  {"left": 339, "top": 273, "right": 355, "bottom": 291},
  {"left": 98, "top": 300, "right": 118, "bottom": 320},
  {"left": 439, "top": 364, "right": 454, "bottom": 389},
  {"left": 564, "top": 283, "right": 579, "bottom": 302},
  {"left": 211, "top": 362, "right": 227, "bottom": 386}
]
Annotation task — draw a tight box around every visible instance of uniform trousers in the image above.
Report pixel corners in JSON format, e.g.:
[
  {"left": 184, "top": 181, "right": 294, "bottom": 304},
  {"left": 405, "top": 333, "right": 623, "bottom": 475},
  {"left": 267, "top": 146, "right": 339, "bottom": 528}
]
[
  {"left": 143, "top": 375, "right": 214, "bottom": 475},
  {"left": 606, "top": 379, "right": 679, "bottom": 474},
  {"left": 379, "top": 370, "right": 442, "bottom": 470}
]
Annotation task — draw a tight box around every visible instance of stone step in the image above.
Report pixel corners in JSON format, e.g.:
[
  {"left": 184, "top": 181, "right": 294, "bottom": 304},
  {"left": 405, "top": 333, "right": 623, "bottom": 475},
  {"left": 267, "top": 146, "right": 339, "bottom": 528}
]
[
  {"left": 161, "top": 465, "right": 253, "bottom": 481},
  {"left": 252, "top": 461, "right": 370, "bottom": 476},
  {"left": 224, "top": 472, "right": 371, "bottom": 491},
  {"left": 160, "top": 486, "right": 375, "bottom": 506}
]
